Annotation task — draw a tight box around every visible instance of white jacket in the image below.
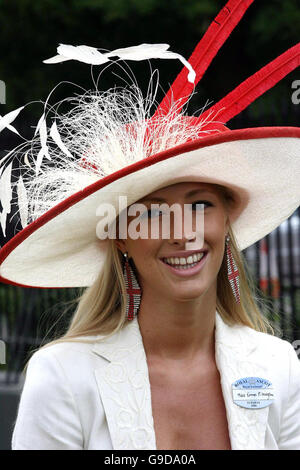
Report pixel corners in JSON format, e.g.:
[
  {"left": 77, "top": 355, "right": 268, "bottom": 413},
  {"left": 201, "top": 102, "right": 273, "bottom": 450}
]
[{"left": 12, "top": 312, "right": 300, "bottom": 450}]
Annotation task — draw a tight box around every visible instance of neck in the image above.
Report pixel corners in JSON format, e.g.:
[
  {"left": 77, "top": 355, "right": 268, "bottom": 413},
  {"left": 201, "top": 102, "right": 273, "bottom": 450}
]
[{"left": 137, "top": 283, "right": 217, "bottom": 364}]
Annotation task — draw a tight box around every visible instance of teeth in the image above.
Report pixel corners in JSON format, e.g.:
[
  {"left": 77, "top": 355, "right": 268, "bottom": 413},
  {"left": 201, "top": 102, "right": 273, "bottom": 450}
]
[{"left": 163, "top": 252, "right": 205, "bottom": 266}]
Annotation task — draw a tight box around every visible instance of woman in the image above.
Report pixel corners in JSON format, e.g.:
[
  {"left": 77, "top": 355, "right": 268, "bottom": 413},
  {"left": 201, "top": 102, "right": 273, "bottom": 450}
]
[
  {"left": 1, "top": 0, "right": 300, "bottom": 450},
  {"left": 9, "top": 180, "right": 300, "bottom": 450}
]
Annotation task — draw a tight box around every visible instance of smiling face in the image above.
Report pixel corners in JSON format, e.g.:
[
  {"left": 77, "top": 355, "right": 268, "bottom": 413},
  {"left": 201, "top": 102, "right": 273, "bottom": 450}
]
[{"left": 115, "top": 181, "right": 230, "bottom": 302}]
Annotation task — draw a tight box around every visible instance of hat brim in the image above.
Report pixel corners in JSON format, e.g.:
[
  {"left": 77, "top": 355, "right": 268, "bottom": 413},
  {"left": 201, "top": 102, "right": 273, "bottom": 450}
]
[{"left": 0, "top": 126, "right": 300, "bottom": 288}]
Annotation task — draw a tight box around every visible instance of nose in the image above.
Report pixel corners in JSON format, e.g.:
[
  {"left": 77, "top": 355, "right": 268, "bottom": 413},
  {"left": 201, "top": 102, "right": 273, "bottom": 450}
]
[{"left": 168, "top": 208, "right": 204, "bottom": 250}]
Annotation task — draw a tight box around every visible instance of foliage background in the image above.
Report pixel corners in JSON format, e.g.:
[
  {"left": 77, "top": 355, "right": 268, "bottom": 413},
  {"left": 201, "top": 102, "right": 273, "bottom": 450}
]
[{"left": 0, "top": 0, "right": 299, "bottom": 115}]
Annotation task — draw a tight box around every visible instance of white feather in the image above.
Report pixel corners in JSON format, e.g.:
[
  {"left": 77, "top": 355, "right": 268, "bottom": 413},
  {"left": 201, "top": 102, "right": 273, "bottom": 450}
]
[
  {"left": 0, "top": 161, "right": 13, "bottom": 214},
  {"left": 0, "top": 161, "right": 13, "bottom": 237},
  {"left": 106, "top": 43, "right": 170, "bottom": 59},
  {"left": 50, "top": 121, "right": 73, "bottom": 159},
  {"left": 17, "top": 174, "right": 29, "bottom": 229},
  {"left": 43, "top": 42, "right": 196, "bottom": 82},
  {"left": 34, "top": 114, "right": 51, "bottom": 175},
  {"left": 16, "top": 83, "right": 219, "bottom": 223},
  {"left": 34, "top": 113, "right": 46, "bottom": 137},
  {"left": 0, "top": 106, "right": 24, "bottom": 133},
  {"left": 0, "top": 211, "right": 7, "bottom": 238},
  {"left": 0, "top": 115, "right": 21, "bottom": 136},
  {"left": 44, "top": 44, "right": 109, "bottom": 65},
  {"left": 35, "top": 147, "right": 46, "bottom": 176},
  {"left": 159, "top": 51, "right": 196, "bottom": 83},
  {"left": 109, "top": 44, "right": 196, "bottom": 83},
  {"left": 24, "top": 152, "right": 32, "bottom": 168},
  {"left": 43, "top": 55, "right": 70, "bottom": 64},
  {"left": 110, "top": 44, "right": 196, "bottom": 83},
  {"left": 38, "top": 115, "right": 48, "bottom": 149}
]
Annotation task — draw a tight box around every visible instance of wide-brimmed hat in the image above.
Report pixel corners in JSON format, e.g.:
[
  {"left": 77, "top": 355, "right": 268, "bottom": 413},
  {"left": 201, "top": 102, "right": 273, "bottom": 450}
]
[{"left": 0, "top": 0, "right": 299, "bottom": 288}]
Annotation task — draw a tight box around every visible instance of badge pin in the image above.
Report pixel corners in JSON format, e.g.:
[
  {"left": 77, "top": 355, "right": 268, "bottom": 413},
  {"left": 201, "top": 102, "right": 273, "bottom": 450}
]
[{"left": 232, "top": 377, "right": 275, "bottom": 409}]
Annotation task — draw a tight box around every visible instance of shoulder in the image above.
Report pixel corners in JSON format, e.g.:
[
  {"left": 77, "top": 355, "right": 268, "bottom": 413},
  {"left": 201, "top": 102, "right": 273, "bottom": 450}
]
[
  {"left": 241, "top": 324, "right": 296, "bottom": 355},
  {"left": 28, "top": 335, "right": 102, "bottom": 363},
  {"left": 216, "top": 312, "right": 295, "bottom": 359},
  {"left": 12, "top": 338, "right": 99, "bottom": 449},
  {"left": 217, "top": 312, "right": 299, "bottom": 370},
  {"left": 24, "top": 335, "right": 107, "bottom": 391},
  {"left": 236, "top": 322, "right": 300, "bottom": 378}
]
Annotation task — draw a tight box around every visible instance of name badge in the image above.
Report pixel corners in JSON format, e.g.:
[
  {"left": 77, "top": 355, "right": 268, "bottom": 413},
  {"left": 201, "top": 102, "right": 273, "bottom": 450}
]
[{"left": 232, "top": 377, "right": 275, "bottom": 409}]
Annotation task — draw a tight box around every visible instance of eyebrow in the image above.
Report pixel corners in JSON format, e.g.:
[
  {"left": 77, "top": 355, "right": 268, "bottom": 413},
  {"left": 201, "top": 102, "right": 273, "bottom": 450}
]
[{"left": 140, "top": 188, "right": 217, "bottom": 203}]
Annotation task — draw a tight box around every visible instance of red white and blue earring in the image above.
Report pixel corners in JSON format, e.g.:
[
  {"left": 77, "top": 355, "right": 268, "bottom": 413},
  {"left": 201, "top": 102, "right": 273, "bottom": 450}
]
[
  {"left": 225, "top": 235, "right": 240, "bottom": 304},
  {"left": 122, "top": 252, "right": 142, "bottom": 320}
]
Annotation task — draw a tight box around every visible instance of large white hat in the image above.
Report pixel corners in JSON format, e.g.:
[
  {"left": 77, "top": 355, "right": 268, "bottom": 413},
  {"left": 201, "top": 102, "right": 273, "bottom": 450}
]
[{"left": 0, "top": 0, "right": 299, "bottom": 288}]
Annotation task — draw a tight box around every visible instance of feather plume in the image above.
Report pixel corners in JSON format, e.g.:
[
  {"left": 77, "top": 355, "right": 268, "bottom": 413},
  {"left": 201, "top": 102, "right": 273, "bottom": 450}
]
[
  {"left": 43, "top": 43, "right": 196, "bottom": 83},
  {"left": 17, "top": 174, "right": 28, "bottom": 229},
  {"left": 197, "top": 41, "right": 300, "bottom": 124},
  {"left": 35, "top": 114, "right": 51, "bottom": 175},
  {"left": 34, "top": 112, "right": 46, "bottom": 137},
  {"left": 107, "top": 44, "right": 196, "bottom": 83},
  {"left": 50, "top": 121, "right": 73, "bottom": 159},
  {"left": 24, "top": 152, "right": 32, "bottom": 168},
  {"left": 0, "top": 162, "right": 13, "bottom": 237},
  {"left": 108, "top": 43, "right": 170, "bottom": 59},
  {"left": 44, "top": 44, "right": 108, "bottom": 65},
  {"left": 9, "top": 82, "right": 219, "bottom": 224},
  {"left": 0, "top": 115, "right": 22, "bottom": 136},
  {"left": 0, "top": 106, "right": 24, "bottom": 133}
]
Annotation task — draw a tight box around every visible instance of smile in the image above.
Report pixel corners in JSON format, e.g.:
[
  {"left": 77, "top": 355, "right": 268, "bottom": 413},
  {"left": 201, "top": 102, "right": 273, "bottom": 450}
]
[
  {"left": 160, "top": 251, "right": 208, "bottom": 276},
  {"left": 162, "top": 251, "right": 205, "bottom": 268}
]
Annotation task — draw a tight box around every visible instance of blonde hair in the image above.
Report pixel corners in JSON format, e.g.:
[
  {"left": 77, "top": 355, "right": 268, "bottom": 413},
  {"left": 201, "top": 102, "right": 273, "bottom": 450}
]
[{"left": 25, "top": 185, "right": 277, "bottom": 369}]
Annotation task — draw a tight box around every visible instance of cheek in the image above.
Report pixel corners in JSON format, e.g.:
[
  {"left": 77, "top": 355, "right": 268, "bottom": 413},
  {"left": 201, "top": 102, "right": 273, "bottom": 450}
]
[
  {"left": 127, "top": 238, "right": 159, "bottom": 266},
  {"left": 203, "top": 210, "right": 227, "bottom": 236}
]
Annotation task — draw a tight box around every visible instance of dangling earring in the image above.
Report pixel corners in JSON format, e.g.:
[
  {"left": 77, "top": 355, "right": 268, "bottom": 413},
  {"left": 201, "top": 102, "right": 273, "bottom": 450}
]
[
  {"left": 122, "top": 252, "right": 142, "bottom": 320},
  {"left": 225, "top": 235, "right": 240, "bottom": 304}
]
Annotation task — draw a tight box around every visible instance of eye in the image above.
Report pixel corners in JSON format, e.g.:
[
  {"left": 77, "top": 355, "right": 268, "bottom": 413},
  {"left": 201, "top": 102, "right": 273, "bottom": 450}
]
[
  {"left": 140, "top": 208, "right": 163, "bottom": 219},
  {"left": 191, "top": 200, "right": 213, "bottom": 210}
]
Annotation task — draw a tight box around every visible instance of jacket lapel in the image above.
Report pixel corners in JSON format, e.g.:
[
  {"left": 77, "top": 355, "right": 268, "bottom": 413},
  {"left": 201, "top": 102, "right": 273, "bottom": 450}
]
[
  {"left": 92, "top": 318, "right": 157, "bottom": 450},
  {"left": 215, "top": 313, "right": 270, "bottom": 450},
  {"left": 92, "top": 312, "right": 271, "bottom": 450}
]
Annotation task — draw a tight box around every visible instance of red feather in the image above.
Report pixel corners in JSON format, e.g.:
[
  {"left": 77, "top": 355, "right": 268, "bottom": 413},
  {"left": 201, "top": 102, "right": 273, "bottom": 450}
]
[
  {"left": 197, "top": 42, "right": 300, "bottom": 124},
  {"left": 154, "top": 0, "right": 254, "bottom": 117}
]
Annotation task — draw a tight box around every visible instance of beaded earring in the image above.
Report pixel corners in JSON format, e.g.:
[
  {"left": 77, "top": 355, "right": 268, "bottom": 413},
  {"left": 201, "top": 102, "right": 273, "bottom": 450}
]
[
  {"left": 225, "top": 235, "right": 240, "bottom": 304},
  {"left": 122, "top": 252, "right": 142, "bottom": 320}
]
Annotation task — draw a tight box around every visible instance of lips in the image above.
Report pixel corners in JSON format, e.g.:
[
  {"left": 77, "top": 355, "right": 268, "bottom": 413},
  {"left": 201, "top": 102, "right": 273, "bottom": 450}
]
[
  {"left": 160, "top": 251, "right": 209, "bottom": 277},
  {"left": 162, "top": 251, "right": 206, "bottom": 267}
]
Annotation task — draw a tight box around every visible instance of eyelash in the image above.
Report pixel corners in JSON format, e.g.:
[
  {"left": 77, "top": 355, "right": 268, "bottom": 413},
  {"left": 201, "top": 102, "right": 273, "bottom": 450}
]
[
  {"left": 192, "top": 200, "right": 213, "bottom": 210},
  {"left": 142, "top": 200, "right": 213, "bottom": 218}
]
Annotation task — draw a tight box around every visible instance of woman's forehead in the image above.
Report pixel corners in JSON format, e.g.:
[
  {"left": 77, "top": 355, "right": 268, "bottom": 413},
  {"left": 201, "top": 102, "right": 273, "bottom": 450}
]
[{"left": 140, "top": 181, "right": 223, "bottom": 201}]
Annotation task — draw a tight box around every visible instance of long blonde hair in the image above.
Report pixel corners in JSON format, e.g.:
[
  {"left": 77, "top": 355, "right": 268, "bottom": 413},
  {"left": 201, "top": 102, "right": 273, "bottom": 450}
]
[{"left": 26, "top": 185, "right": 277, "bottom": 365}]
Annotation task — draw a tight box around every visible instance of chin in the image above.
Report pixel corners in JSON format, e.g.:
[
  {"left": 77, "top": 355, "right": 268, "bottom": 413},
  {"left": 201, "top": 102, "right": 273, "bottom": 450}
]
[{"left": 171, "top": 286, "right": 209, "bottom": 302}]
